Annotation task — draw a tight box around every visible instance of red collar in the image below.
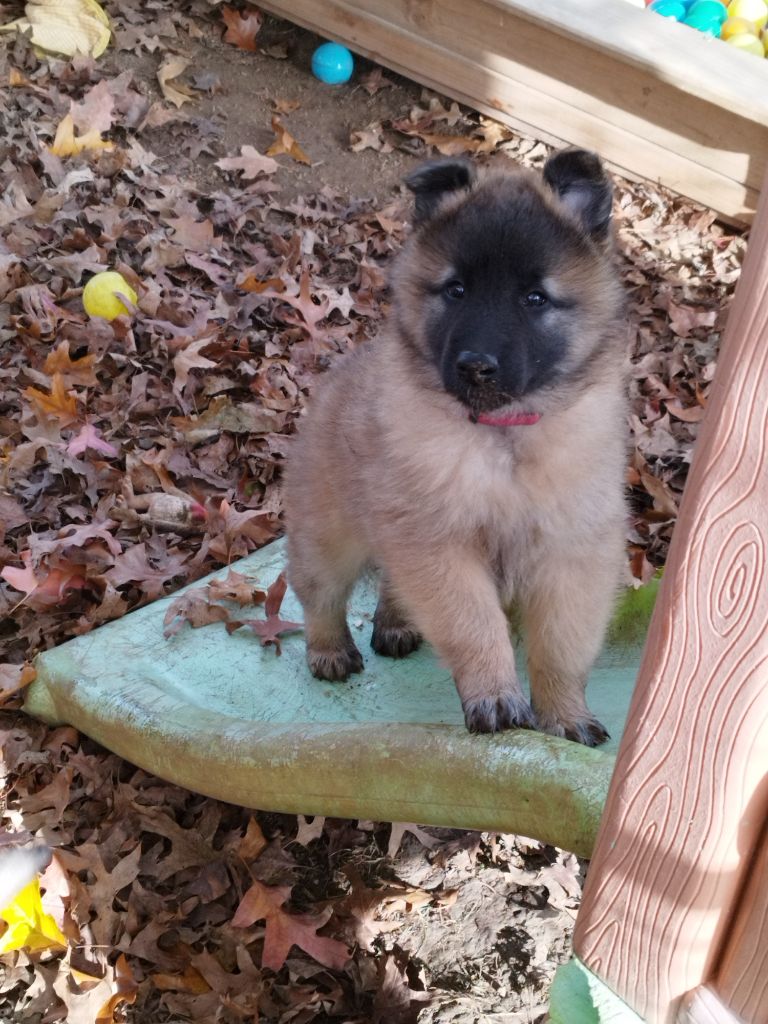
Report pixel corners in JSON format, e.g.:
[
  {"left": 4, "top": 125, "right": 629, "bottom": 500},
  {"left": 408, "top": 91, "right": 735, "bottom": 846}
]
[{"left": 475, "top": 411, "right": 541, "bottom": 427}]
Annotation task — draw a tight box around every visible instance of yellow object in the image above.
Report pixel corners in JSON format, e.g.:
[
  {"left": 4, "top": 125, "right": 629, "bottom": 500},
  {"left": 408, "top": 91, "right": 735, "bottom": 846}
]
[
  {"left": 725, "top": 28, "right": 766, "bottom": 49},
  {"left": 0, "top": 0, "right": 109, "bottom": 58},
  {"left": 3, "top": 0, "right": 109, "bottom": 57},
  {"left": 726, "top": 0, "right": 768, "bottom": 31},
  {"left": 49, "top": 114, "right": 113, "bottom": 158},
  {"left": 721, "top": 14, "right": 758, "bottom": 36},
  {"left": 82, "top": 272, "right": 138, "bottom": 320},
  {"left": 0, "top": 879, "right": 67, "bottom": 954}
]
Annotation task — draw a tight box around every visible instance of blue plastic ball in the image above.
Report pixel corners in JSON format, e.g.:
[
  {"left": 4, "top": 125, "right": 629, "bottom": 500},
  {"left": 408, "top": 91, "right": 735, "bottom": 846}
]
[
  {"left": 686, "top": 0, "right": 728, "bottom": 23},
  {"left": 311, "top": 42, "right": 354, "bottom": 84},
  {"left": 682, "top": 8, "right": 721, "bottom": 31},
  {"left": 649, "top": 0, "right": 687, "bottom": 18}
]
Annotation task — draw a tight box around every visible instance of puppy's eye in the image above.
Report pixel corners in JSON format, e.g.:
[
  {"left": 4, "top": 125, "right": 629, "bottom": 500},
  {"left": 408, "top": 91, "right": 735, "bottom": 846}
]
[
  {"left": 523, "top": 290, "right": 548, "bottom": 308},
  {"left": 444, "top": 280, "right": 465, "bottom": 300}
]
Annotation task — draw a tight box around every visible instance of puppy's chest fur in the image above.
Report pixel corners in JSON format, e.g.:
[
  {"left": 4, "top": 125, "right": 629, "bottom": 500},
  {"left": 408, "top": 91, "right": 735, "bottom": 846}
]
[{"left": 372, "top": 370, "right": 624, "bottom": 543}]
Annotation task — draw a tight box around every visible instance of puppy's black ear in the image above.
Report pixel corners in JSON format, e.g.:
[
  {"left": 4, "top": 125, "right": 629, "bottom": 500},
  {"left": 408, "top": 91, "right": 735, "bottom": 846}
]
[
  {"left": 404, "top": 159, "right": 475, "bottom": 224},
  {"left": 543, "top": 148, "right": 613, "bottom": 238}
]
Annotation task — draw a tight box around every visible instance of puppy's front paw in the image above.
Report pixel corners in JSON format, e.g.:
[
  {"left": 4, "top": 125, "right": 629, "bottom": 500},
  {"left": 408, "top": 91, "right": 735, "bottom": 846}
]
[
  {"left": 371, "top": 622, "right": 422, "bottom": 659},
  {"left": 308, "top": 643, "right": 364, "bottom": 681},
  {"left": 462, "top": 693, "right": 537, "bottom": 734},
  {"left": 537, "top": 712, "right": 610, "bottom": 747},
  {"left": 565, "top": 717, "right": 610, "bottom": 747}
]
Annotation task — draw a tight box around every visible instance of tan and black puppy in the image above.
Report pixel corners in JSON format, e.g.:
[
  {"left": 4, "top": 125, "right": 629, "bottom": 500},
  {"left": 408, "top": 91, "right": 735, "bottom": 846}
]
[{"left": 284, "top": 149, "right": 627, "bottom": 744}]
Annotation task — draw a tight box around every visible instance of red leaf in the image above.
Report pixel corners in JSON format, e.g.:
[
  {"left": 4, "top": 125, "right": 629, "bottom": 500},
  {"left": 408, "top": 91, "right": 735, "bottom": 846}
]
[
  {"left": 265, "top": 571, "right": 288, "bottom": 617},
  {"left": 1, "top": 551, "right": 87, "bottom": 608},
  {"left": 232, "top": 879, "right": 350, "bottom": 971}
]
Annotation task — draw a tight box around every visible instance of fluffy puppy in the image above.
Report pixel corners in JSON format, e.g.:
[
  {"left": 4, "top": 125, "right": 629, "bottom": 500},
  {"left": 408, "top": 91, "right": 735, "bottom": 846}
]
[{"left": 283, "top": 149, "right": 627, "bottom": 743}]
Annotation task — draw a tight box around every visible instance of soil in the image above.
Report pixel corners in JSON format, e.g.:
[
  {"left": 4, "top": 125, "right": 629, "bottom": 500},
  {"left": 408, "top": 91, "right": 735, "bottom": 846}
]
[{"left": 108, "top": 15, "right": 427, "bottom": 201}]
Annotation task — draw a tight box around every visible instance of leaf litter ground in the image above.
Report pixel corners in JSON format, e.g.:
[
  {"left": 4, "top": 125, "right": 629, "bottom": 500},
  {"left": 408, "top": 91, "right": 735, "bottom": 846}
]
[{"left": 0, "top": 2, "right": 747, "bottom": 1021}]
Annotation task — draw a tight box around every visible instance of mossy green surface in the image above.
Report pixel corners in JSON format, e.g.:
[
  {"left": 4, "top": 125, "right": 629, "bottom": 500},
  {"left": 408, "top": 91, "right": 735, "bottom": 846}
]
[{"left": 26, "top": 540, "right": 651, "bottom": 857}]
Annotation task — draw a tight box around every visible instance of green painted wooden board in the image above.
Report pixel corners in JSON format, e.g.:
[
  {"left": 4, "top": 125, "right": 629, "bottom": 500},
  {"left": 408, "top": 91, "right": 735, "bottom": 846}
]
[
  {"left": 24, "top": 539, "right": 647, "bottom": 858},
  {"left": 549, "top": 959, "right": 644, "bottom": 1023}
]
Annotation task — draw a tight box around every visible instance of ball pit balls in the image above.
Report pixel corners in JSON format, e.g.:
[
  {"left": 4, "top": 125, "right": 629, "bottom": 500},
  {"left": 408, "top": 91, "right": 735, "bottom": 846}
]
[
  {"left": 649, "top": 0, "right": 687, "bottom": 16},
  {"left": 721, "top": 13, "right": 759, "bottom": 34},
  {"left": 683, "top": 7, "right": 723, "bottom": 30},
  {"left": 727, "top": 0, "right": 768, "bottom": 30},
  {"left": 687, "top": 0, "right": 729, "bottom": 22},
  {"left": 82, "top": 271, "right": 138, "bottom": 320},
  {"left": 311, "top": 42, "right": 354, "bottom": 84},
  {"left": 726, "top": 27, "right": 766, "bottom": 47}
]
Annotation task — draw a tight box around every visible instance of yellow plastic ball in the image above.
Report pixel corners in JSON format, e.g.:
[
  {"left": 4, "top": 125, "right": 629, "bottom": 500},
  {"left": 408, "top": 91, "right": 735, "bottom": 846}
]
[
  {"left": 82, "top": 271, "right": 138, "bottom": 320},
  {"left": 725, "top": 28, "right": 766, "bottom": 49},
  {"left": 721, "top": 14, "right": 758, "bottom": 36},
  {"left": 726, "top": 0, "right": 768, "bottom": 31}
]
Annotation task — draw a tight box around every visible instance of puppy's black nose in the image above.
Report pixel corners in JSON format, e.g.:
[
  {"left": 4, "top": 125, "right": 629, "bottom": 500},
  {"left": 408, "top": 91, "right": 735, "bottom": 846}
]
[{"left": 456, "top": 351, "right": 499, "bottom": 384}]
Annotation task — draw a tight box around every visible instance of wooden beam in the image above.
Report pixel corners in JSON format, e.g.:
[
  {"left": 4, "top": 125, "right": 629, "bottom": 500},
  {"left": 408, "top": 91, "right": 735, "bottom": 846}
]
[
  {"left": 257, "top": 0, "right": 768, "bottom": 222},
  {"left": 572, "top": 170, "right": 768, "bottom": 1020},
  {"left": 710, "top": 821, "right": 768, "bottom": 1021}
]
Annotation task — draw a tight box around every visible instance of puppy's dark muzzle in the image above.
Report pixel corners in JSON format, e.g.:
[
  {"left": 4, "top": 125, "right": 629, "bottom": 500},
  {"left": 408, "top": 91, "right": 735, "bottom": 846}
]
[{"left": 456, "top": 351, "right": 499, "bottom": 385}]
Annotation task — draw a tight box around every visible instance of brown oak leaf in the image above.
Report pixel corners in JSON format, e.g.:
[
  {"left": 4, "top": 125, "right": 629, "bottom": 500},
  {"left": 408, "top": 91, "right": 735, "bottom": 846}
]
[
  {"left": 267, "top": 116, "right": 311, "bottom": 165},
  {"left": 231, "top": 879, "right": 350, "bottom": 971},
  {"left": 24, "top": 373, "right": 79, "bottom": 425},
  {"left": 163, "top": 587, "right": 231, "bottom": 638},
  {"left": 222, "top": 5, "right": 263, "bottom": 50},
  {"left": 106, "top": 543, "right": 189, "bottom": 600},
  {"left": 216, "top": 145, "right": 278, "bottom": 180},
  {"left": 207, "top": 568, "right": 266, "bottom": 606}
]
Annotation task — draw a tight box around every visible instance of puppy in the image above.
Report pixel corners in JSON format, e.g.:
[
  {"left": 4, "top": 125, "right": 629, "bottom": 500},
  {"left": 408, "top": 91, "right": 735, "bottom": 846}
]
[{"left": 283, "top": 149, "right": 627, "bottom": 743}]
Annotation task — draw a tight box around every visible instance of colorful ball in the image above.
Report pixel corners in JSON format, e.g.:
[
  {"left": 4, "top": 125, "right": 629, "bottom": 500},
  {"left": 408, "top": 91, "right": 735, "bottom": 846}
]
[
  {"left": 727, "top": 0, "right": 768, "bottom": 30},
  {"left": 683, "top": 7, "right": 723, "bottom": 30},
  {"left": 725, "top": 28, "right": 766, "bottom": 48},
  {"left": 649, "top": 0, "right": 686, "bottom": 16},
  {"left": 687, "top": 0, "right": 729, "bottom": 21},
  {"left": 311, "top": 42, "right": 354, "bottom": 84},
  {"left": 721, "top": 14, "right": 759, "bottom": 34},
  {"left": 82, "top": 271, "right": 138, "bottom": 320}
]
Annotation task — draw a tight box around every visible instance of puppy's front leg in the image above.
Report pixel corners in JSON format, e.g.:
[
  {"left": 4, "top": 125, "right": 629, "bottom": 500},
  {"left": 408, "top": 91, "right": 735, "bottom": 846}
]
[
  {"left": 372, "top": 574, "right": 423, "bottom": 658},
  {"left": 385, "top": 545, "right": 535, "bottom": 734},
  {"left": 523, "top": 546, "right": 620, "bottom": 746}
]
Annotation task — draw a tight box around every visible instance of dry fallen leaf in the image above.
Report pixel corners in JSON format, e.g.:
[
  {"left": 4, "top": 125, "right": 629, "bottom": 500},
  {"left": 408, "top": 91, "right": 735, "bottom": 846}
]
[
  {"left": 216, "top": 145, "right": 279, "bottom": 180},
  {"left": 207, "top": 568, "right": 266, "bottom": 606},
  {"left": 44, "top": 342, "right": 98, "bottom": 387},
  {"left": 225, "top": 572, "right": 302, "bottom": 653},
  {"left": 49, "top": 113, "right": 113, "bottom": 157},
  {"left": 172, "top": 336, "right": 218, "bottom": 390},
  {"left": 66, "top": 423, "right": 119, "bottom": 458},
  {"left": 272, "top": 98, "right": 300, "bottom": 115},
  {"left": 1, "top": 552, "right": 87, "bottom": 610},
  {"left": 0, "top": 664, "right": 37, "bottom": 706},
  {"left": 388, "top": 823, "right": 438, "bottom": 858},
  {"left": 24, "top": 372, "right": 79, "bottom": 424},
  {"left": 232, "top": 879, "right": 350, "bottom": 971},
  {"left": 359, "top": 67, "right": 393, "bottom": 96},
  {"left": 157, "top": 56, "right": 195, "bottom": 108},
  {"left": 0, "top": 0, "right": 111, "bottom": 58},
  {"left": 267, "top": 116, "right": 311, "bottom": 165},
  {"left": 221, "top": 4, "right": 263, "bottom": 50}
]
